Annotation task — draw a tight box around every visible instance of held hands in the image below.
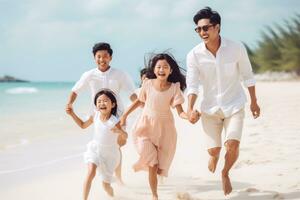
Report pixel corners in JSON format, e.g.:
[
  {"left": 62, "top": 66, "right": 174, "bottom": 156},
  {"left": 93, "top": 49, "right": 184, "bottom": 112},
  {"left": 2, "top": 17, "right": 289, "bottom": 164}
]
[
  {"left": 179, "top": 112, "right": 188, "bottom": 119},
  {"left": 250, "top": 101, "right": 260, "bottom": 119},
  {"left": 187, "top": 109, "right": 201, "bottom": 124},
  {"left": 111, "top": 126, "right": 128, "bottom": 147},
  {"left": 111, "top": 127, "right": 128, "bottom": 147},
  {"left": 117, "top": 132, "right": 128, "bottom": 147}
]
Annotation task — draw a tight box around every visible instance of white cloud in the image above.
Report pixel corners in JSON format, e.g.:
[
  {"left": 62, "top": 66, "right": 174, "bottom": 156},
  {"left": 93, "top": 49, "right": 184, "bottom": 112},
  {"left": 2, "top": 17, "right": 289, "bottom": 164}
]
[
  {"left": 83, "top": 0, "right": 121, "bottom": 15},
  {"left": 135, "top": 1, "right": 166, "bottom": 19},
  {"left": 1, "top": 0, "right": 299, "bottom": 81},
  {"left": 170, "top": 0, "right": 199, "bottom": 18}
]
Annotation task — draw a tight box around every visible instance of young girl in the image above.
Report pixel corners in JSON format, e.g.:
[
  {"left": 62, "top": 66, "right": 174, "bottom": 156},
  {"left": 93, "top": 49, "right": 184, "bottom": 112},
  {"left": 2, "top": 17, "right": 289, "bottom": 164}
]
[
  {"left": 121, "top": 53, "right": 188, "bottom": 200},
  {"left": 66, "top": 89, "right": 127, "bottom": 200}
]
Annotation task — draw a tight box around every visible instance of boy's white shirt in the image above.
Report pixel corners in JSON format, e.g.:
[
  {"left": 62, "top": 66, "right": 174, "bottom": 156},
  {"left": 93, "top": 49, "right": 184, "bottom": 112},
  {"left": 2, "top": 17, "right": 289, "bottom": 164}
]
[{"left": 72, "top": 67, "right": 135, "bottom": 116}]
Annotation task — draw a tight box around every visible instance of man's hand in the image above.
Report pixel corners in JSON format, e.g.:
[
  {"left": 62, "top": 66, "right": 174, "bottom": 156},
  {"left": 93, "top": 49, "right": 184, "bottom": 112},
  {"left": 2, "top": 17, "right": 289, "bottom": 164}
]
[{"left": 250, "top": 101, "right": 260, "bottom": 119}]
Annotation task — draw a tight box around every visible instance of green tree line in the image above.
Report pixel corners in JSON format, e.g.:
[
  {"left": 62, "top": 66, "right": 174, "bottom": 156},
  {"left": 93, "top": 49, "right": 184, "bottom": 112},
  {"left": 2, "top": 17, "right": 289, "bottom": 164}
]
[{"left": 245, "top": 14, "right": 300, "bottom": 75}]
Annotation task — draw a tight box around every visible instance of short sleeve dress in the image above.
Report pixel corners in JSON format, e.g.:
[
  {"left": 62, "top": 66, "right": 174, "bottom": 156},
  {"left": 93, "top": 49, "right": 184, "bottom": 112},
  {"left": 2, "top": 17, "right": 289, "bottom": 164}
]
[{"left": 132, "top": 79, "right": 184, "bottom": 177}]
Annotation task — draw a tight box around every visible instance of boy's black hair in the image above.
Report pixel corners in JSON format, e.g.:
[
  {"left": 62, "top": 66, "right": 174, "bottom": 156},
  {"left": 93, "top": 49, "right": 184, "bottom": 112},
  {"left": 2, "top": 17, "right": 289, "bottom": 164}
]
[
  {"left": 94, "top": 89, "right": 117, "bottom": 116},
  {"left": 140, "top": 68, "right": 148, "bottom": 79},
  {"left": 146, "top": 53, "right": 186, "bottom": 91},
  {"left": 139, "top": 67, "right": 149, "bottom": 87},
  {"left": 193, "top": 7, "right": 221, "bottom": 26},
  {"left": 92, "top": 42, "right": 113, "bottom": 56}
]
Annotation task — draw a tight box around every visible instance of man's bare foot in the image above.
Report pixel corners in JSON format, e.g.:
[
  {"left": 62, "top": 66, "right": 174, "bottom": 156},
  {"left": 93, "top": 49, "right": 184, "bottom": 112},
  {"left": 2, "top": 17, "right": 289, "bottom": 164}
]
[
  {"left": 103, "top": 183, "right": 114, "bottom": 197},
  {"left": 221, "top": 173, "right": 232, "bottom": 195},
  {"left": 208, "top": 156, "right": 219, "bottom": 173}
]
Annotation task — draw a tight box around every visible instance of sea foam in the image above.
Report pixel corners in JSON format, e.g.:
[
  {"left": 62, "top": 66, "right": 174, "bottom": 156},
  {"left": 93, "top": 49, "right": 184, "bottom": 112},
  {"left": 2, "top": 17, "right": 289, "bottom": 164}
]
[{"left": 5, "top": 87, "right": 39, "bottom": 94}]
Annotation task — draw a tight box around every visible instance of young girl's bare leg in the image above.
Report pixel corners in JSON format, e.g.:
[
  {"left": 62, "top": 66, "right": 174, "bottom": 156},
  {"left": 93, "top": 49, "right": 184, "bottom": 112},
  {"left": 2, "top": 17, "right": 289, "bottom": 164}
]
[
  {"left": 115, "top": 148, "right": 124, "bottom": 184},
  {"left": 83, "top": 163, "right": 97, "bottom": 200},
  {"left": 149, "top": 164, "right": 158, "bottom": 200},
  {"left": 102, "top": 182, "right": 114, "bottom": 197}
]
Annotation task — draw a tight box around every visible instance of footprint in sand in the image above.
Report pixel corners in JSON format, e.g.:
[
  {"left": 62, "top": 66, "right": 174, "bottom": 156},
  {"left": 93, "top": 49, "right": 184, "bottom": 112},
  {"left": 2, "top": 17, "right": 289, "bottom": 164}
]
[
  {"left": 245, "top": 188, "right": 284, "bottom": 199},
  {"left": 234, "top": 160, "right": 254, "bottom": 169},
  {"left": 176, "top": 192, "right": 192, "bottom": 200},
  {"left": 289, "top": 183, "right": 300, "bottom": 189},
  {"left": 272, "top": 192, "right": 284, "bottom": 200},
  {"left": 249, "top": 132, "right": 259, "bottom": 137},
  {"left": 245, "top": 187, "right": 260, "bottom": 193}
]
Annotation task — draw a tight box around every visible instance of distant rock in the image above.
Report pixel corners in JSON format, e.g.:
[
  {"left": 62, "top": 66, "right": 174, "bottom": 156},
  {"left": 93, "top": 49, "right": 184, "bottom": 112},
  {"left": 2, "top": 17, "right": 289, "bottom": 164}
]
[{"left": 0, "top": 75, "right": 29, "bottom": 82}]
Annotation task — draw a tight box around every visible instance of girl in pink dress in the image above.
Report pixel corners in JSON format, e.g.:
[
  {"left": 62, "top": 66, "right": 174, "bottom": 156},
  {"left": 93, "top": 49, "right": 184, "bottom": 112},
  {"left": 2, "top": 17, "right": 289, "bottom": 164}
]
[{"left": 121, "top": 53, "right": 187, "bottom": 200}]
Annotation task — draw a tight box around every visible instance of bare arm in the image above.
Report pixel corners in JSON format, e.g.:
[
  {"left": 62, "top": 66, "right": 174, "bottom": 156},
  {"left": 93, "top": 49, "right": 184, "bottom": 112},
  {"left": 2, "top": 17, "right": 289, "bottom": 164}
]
[
  {"left": 187, "top": 94, "right": 200, "bottom": 123},
  {"left": 130, "top": 93, "right": 138, "bottom": 102},
  {"left": 124, "top": 99, "right": 143, "bottom": 116},
  {"left": 248, "top": 86, "right": 260, "bottom": 119},
  {"left": 112, "top": 123, "right": 128, "bottom": 147},
  {"left": 113, "top": 123, "right": 128, "bottom": 137},
  {"left": 66, "top": 107, "right": 93, "bottom": 129},
  {"left": 66, "top": 92, "right": 77, "bottom": 109},
  {"left": 120, "top": 99, "right": 143, "bottom": 126},
  {"left": 175, "top": 104, "right": 188, "bottom": 119},
  {"left": 187, "top": 94, "right": 197, "bottom": 111}
]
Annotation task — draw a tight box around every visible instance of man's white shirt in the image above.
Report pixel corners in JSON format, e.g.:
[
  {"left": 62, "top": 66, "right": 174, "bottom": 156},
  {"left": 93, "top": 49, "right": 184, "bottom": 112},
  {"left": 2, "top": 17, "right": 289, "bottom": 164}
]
[
  {"left": 72, "top": 67, "right": 135, "bottom": 116},
  {"left": 186, "top": 37, "right": 256, "bottom": 117}
]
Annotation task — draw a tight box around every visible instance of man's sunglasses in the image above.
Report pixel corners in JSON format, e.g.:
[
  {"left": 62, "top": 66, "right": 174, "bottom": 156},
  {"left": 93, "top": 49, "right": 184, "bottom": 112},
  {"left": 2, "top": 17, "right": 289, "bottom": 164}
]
[{"left": 194, "top": 24, "right": 215, "bottom": 33}]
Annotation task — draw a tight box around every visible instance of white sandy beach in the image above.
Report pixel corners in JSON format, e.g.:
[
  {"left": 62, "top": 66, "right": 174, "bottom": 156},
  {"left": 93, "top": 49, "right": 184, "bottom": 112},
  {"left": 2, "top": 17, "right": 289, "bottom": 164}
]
[{"left": 0, "top": 81, "right": 300, "bottom": 200}]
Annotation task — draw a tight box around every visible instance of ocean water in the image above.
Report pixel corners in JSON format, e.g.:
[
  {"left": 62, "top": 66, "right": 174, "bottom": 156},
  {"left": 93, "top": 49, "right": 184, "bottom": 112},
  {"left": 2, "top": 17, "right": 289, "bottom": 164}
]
[
  {"left": 0, "top": 82, "right": 144, "bottom": 179},
  {"left": 0, "top": 82, "right": 132, "bottom": 150},
  {"left": 0, "top": 82, "right": 74, "bottom": 113}
]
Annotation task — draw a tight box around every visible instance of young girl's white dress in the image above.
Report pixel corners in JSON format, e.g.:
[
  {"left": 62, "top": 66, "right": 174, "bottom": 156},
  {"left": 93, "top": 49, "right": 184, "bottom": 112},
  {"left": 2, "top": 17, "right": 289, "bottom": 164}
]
[{"left": 84, "top": 111, "right": 120, "bottom": 183}]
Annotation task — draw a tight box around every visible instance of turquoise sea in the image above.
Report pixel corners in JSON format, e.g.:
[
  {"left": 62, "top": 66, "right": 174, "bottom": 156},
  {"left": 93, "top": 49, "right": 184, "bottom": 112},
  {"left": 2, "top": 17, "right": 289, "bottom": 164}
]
[
  {"left": 0, "top": 81, "right": 141, "bottom": 180},
  {"left": 0, "top": 83, "right": 73, "bottom": 148},
  {"left": 0, "top": 82, "right": 132, "bottom": 150}
]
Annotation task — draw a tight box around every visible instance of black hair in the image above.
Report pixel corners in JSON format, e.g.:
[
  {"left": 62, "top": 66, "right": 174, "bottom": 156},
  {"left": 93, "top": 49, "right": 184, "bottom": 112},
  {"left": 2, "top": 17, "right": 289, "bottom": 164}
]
[
  {"left": 140, "top": 68, "right": 148, "bottom": 79},
  {"left": 146, "top": 53, "right": 186, "bottom": 91},
  {"left": 94, "top": 89, "right": 117, "bottom": 116},
  {"left": 92, "top": 42, "right": 113, "bottom": 56},
  {"left": 193, "top": 7, "right": 221, "bottom": 26},
  {"left": 139, "top": 67, "right": 148, "bottom": 87}
]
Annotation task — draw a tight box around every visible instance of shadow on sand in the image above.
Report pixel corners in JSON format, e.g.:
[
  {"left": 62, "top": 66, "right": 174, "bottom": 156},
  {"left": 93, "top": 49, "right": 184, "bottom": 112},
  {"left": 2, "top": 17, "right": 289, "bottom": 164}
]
[{"left": 135, "top": 177, "right": 300, "bottom": 200}]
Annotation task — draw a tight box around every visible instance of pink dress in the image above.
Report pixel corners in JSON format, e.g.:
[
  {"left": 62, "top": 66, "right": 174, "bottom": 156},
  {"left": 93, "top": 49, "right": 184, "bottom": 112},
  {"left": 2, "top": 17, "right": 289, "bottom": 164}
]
[{"left": 132, "top": 79, "right": 184, "bottom": 177}]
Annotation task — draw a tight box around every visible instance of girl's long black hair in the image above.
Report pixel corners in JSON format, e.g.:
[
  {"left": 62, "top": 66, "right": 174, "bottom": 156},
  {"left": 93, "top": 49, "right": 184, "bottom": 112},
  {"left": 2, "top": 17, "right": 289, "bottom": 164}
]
[
  {"left": 146, "top": 53, "right": 186, "bottom": 91},
  {"left": 94, "top": 89, "right": 118, "bottom": 116}
]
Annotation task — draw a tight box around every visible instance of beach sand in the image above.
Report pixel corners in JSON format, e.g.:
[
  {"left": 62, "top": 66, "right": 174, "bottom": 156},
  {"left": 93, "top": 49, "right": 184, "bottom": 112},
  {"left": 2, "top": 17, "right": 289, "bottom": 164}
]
[{"left": 0, "top": 81, "right": 300, "bottom": 200}]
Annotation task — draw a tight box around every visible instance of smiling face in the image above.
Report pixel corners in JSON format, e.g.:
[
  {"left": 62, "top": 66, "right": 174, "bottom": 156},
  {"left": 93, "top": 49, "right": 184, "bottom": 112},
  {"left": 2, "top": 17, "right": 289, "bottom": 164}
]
[
  {"left": 94, "top": 50, "right": 112, "bottom": 72},
  {"left": 96, "top": 94, "right": 115, "bottom": 116},
  {"left": 196, "top": 18, "right": 220, "bottom": 45},
  {"left": 153, "top": 59, "right": 172, "bottom": 81}
]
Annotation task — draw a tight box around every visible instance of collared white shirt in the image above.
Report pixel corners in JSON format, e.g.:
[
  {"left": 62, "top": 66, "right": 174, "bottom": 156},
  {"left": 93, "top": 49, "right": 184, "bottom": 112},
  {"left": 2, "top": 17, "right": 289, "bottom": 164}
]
[
  {"left": 72, "top": 67, "right": 135, "bottom": 116},
  {"left": 186, "top": 37, "right": 256, "bottom": 117}
]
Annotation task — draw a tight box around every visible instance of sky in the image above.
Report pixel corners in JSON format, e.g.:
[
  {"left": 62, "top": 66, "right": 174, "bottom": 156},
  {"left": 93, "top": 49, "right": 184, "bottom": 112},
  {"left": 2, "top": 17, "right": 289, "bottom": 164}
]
[{"left": 0, "top": 0, "right": 299, "bottom": 82}]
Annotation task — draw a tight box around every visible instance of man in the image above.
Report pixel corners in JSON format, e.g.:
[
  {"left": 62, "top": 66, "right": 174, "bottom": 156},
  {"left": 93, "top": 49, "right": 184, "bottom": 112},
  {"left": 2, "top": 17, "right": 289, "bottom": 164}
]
[
  {"left": 66, "top": 42, "right": 137, "bottom": 184},
  {"left": 186, "top": 7, "right": 260, "bottom": 195}
]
